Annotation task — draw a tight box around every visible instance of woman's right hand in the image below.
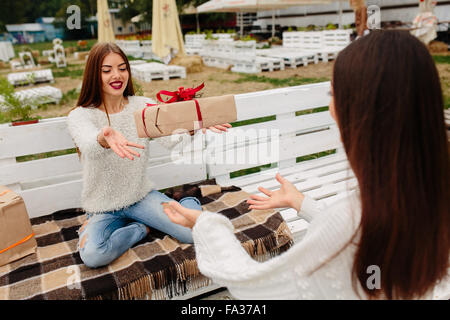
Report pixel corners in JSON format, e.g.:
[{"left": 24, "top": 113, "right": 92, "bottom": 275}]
[
  {"left": 98, "top": 126, "right": 145, "bottom": 160},
  {"left": 246, "top": 173, "right": 305, "bottom": 212}
]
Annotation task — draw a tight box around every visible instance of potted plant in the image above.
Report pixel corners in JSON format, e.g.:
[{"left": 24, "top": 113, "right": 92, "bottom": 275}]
[{"left": 0, "top": 77, "right": 40, "bottom": 126}]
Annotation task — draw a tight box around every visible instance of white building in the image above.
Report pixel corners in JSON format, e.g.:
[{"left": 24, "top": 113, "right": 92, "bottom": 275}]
[{"left": 252, "top": 0, "right": 450, "bottom": 30}]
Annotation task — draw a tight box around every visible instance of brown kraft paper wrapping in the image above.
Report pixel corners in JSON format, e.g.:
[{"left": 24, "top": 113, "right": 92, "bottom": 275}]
[
  {"left": 0, "top": 186, "right": 37, "bottom": 266},
  {"left": 134, "top": 94, "right": 237, "bottom": 138}
]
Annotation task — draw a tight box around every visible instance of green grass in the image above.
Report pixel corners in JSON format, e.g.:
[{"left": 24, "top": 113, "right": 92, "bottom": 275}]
[
  {"left": 13, "top": 39, "right": 97, "bottom": 56},
  {"left": 233, "top": 74, "right": 329, "bottom": 87},
  {"left": 296, "top": 106, "right": 329, "bottom": 116},
  {"left": 230, "top": 115, "right": 276, "bottom": 128},
  {"left": 296, "top": 149, "right": 336, "bottom": 163},
  {"left": 444, "top": 96, "right": 450, "bottom": 109},
  {"left": 433, "top": 55, "right": 450, "bottom": 64},
  {"left": 51, "top": 64, "right": 84, "bottom": 78},
  {"left": 230, "top": 163, "right": 276, "bottom": 179},
  {"left": 16, "top": 148, "right": 78, "bottom": 162}
]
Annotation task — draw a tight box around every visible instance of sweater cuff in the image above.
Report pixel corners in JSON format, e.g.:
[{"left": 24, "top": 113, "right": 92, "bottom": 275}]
[
  {"left": 81, "top": 130, "right": 111, "bottom": 159},
  {"left": 298, "top": 195, "right": 323, "bottom": 223},
  {"left": 193, "top": 211, "right": 233, "bottom": 237}
]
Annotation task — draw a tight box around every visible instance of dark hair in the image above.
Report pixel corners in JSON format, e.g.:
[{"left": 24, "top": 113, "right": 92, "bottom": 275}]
[
  {"left": 332, "top": 30, "right": 449, "bottom": 299},
  {"left": 76, "top": 42, "right": 135, "bottom": 125}
]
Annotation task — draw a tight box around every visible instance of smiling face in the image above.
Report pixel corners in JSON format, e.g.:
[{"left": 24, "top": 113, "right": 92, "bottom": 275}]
[{"left": 101, "top": 52, "right": 129, "bottom": 98}]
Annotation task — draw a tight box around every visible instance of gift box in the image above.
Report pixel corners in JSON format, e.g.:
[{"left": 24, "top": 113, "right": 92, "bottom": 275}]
[
  {"left": 134, "top": 84, "right": 237, "bottom": 138},
  {"left": 0, "top": 186, "right": 37, "bottom": 266}
]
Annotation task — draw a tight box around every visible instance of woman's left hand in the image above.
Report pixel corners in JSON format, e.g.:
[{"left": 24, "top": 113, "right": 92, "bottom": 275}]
[
  {"left": 162, "top": 201, "right": 202, "bottom": 229},
  {"left": 202, "top": 123, "right": 232, "bottom": 134}
]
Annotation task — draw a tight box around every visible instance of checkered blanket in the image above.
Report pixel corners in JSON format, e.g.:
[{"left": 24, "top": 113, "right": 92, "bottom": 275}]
[{"left": 0, "top": 179, "right": 293, "bottom": 300}]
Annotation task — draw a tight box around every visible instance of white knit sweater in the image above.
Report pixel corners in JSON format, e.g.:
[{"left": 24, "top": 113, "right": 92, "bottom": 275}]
[
  {"left": 193, "top": 190, "right": 440, "bottom": 300},
  {"left": 67, "top": 95, "right": 188, "bottom": 214}
]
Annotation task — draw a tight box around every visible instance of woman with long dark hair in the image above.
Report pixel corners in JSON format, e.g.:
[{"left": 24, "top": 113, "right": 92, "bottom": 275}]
[
  {"left": 67, "top": 42, "right": 231, "bottom": 268},
  {"left": 163, "top": 30, "right": 449, "bottom": 299}
]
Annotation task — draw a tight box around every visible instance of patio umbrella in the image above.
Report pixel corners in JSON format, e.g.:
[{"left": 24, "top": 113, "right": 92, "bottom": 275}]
[
  {"left": 152, "top": 0, "right": 186, "bottom": 63},
  {"left": 196, "top": 0, "right": 335, "bottom": 37},
  {"left": 97, "top": 0, "right": 115, "bottom": 43}
]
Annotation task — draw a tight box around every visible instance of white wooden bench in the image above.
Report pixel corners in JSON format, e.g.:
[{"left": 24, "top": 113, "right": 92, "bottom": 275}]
[{"left": 1, "top": 82, "right": 448, "bottom": 300}]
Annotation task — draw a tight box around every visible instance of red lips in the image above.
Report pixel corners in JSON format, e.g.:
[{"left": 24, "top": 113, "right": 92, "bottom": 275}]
[{"left": 110, "top": 81, "right": 123, "bottom": 90}]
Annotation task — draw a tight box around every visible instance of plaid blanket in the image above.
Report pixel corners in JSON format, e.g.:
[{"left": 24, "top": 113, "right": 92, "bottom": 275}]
[{"left": 0, "top": 179, "right": 293, "bottom": 300}]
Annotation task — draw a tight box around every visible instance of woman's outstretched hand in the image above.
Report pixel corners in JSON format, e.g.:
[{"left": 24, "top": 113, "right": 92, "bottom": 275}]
[
  {"left": 162, "top": 201, "right": 202, "bottom": 229},
  {"left": 98, "top": 126, "right": 145, "bottom": 160},
  {"left": 202, "top": 123, "right": 232, "bottom": 134},
  {"left": 246, "top": 173, "right": 305, "bottom": 212}
]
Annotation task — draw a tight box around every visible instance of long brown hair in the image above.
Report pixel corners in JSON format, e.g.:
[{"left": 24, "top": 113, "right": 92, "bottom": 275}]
[
  {"left": 332, "top": 30, "right": 449, "bottom": 299},
  {"left": 76, "top": 42, "right": 135, "bottom": 124},
  {"left": 72, "top": 42, "right": 135, "bottom": 156}
]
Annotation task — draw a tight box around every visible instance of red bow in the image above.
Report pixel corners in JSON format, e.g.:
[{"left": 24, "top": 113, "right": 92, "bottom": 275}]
[
  {"left": 142, "top": 83, "right": 205, "bottom": 137},
  {"left": 154, "top": 83, "right": 205, "bottom": 104}
]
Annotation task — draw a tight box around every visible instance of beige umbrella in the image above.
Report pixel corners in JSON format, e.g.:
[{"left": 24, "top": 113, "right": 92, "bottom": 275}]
[
  {"left": 152, "top": 0, "right": 186, "bottom": 63},
  {"left": 97, "top": 0, "right": 115, "bottom": 42}
]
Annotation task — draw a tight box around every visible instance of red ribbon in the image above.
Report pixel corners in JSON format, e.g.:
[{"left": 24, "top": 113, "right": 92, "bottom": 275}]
[{"left": 142, "top": 83, "right": 205, "bottom": 137}]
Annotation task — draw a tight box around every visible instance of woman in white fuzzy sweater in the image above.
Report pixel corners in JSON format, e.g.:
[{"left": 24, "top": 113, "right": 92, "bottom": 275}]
[
  {"left": 163, "top": 31, "right": 450, "bottom": 300},
  {"left": 67, "top": 42, "right": 231, "bottom": 269}
]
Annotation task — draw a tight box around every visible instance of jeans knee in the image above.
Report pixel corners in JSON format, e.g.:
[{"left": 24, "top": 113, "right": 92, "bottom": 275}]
[
  {"left": 177, "top": 229, "right": 194, "bottom": 244},
  {"left": 79, "top": 240, "right": 110, "bottom": 269}
]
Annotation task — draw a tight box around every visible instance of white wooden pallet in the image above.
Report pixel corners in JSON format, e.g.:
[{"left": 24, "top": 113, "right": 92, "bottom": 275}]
[
  {"left": 282, "top": 30, "right": 351, "bottom": 63},
  {"left": 0, "top": 85, "right": 62, "bottom": 111},
  {"left": 130, "top": 62, "right": 186, "bottom": 82},
  {"left": 116, "top": 40, "right": 143, "bottom": 58},
  {"left": 7, "top": 69, "right": 54, "bottom": 86},
  {"left": 257, "top": 48, "right": 318, "bottom": 68},
  {"left": 231, "top": 56, "right": 285, "bottom": 74}
]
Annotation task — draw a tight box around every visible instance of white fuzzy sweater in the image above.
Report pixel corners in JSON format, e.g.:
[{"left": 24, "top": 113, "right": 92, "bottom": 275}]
[
  {"left": 67, "top": 95, "right": 187, "bottom": 214},
  {"left": 194, "top": 190, "right": 441, "bottom": 300}
]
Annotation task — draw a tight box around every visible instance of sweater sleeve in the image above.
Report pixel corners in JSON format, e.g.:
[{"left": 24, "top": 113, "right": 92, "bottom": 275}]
[
  {"left": 192, "top": 211, "right": 296, "bottom": 299},
  {"left": 192, "top": 194, "right": 361, "bottom": 300},
  {"left": 297, "top": 195, "right": 327, "bottom": 223},
  {"left": 67, "top": 107, "right": 110, "bottom": 160}
]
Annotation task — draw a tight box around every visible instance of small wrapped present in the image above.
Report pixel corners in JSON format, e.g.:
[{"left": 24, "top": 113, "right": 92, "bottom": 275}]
[
  {"left": 0, "top": 186, "right": 37, "bottom": 266},
  {"left": 134, "top": 83, "right": 237, "bottom": 138}
]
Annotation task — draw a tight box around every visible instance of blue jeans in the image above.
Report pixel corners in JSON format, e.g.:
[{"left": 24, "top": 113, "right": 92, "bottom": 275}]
[{"left": 78, "top": 190, "right": 201, "bottom": 268}]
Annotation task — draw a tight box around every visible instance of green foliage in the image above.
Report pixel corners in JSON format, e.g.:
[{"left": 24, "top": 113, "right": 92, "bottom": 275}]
[
  {"left": 133, "top": 81, "right": 144, "bottom": 96},
  {"left": 326, "top": 23, "right": 337, "bottom": 30},
  {"left": 239, "top": 35, "right": 256, "bottom": 42},
  {"left": 59, "top": 88, "right": 79, "bottom": 106},
  {"left": 0, "top": 76, "right": 35, "bottom": 122},
  {"left": 233, "top": 74, "right": 329, "bottom": 87},
  {"left": 51, "top": 64, "right": 84, "bottom": 78}
]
